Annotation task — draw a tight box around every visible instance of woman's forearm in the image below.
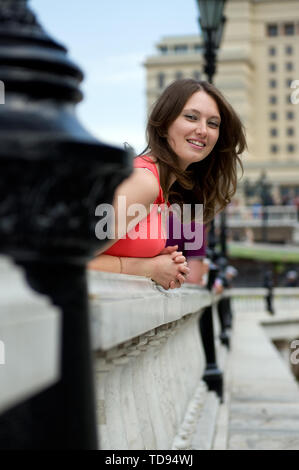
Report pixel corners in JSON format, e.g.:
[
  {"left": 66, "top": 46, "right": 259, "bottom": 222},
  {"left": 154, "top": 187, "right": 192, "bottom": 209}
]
[
  {"left": 87, "top": 254, "right": 122, "bottom": 273},
  {"left": 121, "top": 256, "right": 153, "bottom": 278},
  {"left": 88, "top": 252, "right": 190, "bottom": 290},
  {"left": 87, "top": 254, "right": 154, "bottom": 278}
]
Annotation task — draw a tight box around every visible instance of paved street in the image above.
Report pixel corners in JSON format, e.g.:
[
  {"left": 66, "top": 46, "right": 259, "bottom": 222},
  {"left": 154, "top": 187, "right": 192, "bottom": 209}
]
[{"left": 213, "top": 297, "right": 299, "bottom": 450}]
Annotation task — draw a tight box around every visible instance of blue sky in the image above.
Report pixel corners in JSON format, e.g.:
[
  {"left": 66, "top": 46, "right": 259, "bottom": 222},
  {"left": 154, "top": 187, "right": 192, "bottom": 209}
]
[{"left": 30, "top": 0, "right": 200, "bottom": 152}]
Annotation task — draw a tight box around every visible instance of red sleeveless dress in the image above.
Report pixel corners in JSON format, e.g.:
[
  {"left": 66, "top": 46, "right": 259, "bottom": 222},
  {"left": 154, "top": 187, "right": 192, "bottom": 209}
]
[{"left": 104, "top": 155, "right": 167, "bottom": 258}]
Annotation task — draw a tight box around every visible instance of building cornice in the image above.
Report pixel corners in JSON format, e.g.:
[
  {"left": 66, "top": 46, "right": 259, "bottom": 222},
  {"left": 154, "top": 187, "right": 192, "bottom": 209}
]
[
  {"left": 144, "top": 54, "right": 203, "bottom": 67},
  {"left": 156, "top": 35, "right": 203, "bottom": 47}
]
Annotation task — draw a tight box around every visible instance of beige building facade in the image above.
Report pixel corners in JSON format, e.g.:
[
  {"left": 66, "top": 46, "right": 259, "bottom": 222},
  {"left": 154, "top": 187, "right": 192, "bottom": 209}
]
[{"left": 144, "top": 0, "right": 299, "bottom": 202}]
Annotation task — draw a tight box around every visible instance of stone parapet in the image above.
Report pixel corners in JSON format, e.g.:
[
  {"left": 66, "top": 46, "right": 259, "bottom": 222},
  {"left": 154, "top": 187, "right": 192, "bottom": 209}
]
[
  {"left": 0, "top": 265, "right": 221, "bottom": 449},
  {"left": 88, "top": 271, "right": 218, "bottom": 450}
]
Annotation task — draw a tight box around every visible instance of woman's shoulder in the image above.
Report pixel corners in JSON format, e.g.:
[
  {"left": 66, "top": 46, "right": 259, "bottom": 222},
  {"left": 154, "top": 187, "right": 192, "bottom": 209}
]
[
  {"left": 133, "top": 155, "right": 163, "bottom": 203},
  {"left": 114, "top": 165, "right": 160, "bottom": 209},
  {"left": 134, "top": 154, "right": 159, "bottom": 177},
  {"left": 134, "top": 154, "right": 158, "bottom": 168}
]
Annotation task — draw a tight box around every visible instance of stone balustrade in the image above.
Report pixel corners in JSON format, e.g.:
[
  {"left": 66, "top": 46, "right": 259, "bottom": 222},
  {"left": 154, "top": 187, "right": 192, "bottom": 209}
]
[
  {"left": 230, "top": 287, "right": 299, "bottom": 314},
  {"left": 88, "top": 271, "right": 220, "bottom": 450},
  {"left": 0, "top": 261, "right": 221, "bottom": 449}
]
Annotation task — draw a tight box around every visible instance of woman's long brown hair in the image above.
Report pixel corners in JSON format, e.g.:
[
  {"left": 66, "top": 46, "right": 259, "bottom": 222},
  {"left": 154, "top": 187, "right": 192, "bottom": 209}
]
[{"left": 140, "top": 79, "right": 246, "bottom": 223}]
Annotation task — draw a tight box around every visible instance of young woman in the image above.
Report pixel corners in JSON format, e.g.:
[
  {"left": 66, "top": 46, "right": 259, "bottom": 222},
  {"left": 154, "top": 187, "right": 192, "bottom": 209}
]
[{"left": 88, "top": 79, "right": 246, "bottom": 290}]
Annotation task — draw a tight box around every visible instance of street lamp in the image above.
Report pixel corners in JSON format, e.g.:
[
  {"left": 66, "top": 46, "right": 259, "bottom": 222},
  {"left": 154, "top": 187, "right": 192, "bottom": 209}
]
[
  {"left": 197, "top": 0, "right": 226, "bottom": 83},
  {"left": 196, "top": 0, "right": 227, "bottom": 259},
  {"left": 195, "top": 0, "right": 227, "bottom": 401},
  {"left": 196, "top": 0, "right": 227, "bottom": 258}
]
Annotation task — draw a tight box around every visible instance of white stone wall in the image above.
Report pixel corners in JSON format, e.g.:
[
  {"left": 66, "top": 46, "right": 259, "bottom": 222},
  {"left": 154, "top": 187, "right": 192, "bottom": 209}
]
[{"left": 88, "top": 271, "right": 218, "bottom": 450}]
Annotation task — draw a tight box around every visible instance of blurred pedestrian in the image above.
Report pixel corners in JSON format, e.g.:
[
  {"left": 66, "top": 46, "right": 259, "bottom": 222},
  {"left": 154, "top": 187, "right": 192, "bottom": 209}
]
[
  {"left": 263, "top": 270, "right": 275, "bottom": 315},
  {"left": 215, "top": 265, "right": 238, "bottom": 346}
]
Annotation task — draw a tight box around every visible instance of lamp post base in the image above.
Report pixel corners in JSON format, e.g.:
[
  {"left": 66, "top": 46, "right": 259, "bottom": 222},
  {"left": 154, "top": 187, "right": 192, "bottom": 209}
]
[{"left": 202, "top": 365, "right": 223, "bottom": 403}]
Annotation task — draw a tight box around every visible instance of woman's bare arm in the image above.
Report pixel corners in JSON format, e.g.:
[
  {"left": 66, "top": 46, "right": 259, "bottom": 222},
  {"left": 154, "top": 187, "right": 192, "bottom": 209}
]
[
  {"left": 88, "top": 168, "right": 190, "bottom": 289},
  {"left": 93, "top": 167, "right": 160, "bottom": 254},
  {"left": 88, "top": 250, "right": 190, "bottom": 290}
]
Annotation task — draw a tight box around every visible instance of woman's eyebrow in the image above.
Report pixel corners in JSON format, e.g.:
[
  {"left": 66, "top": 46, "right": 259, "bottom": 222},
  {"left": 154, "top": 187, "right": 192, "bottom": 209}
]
[{"left": 184, "top": 108, "right": 221, "bottom": 121}]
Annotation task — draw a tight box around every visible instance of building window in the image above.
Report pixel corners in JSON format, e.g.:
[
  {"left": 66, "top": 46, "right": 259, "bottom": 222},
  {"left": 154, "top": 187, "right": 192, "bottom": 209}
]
[
  {"left": 194, "top": 44, "right": 202, "bottom": 53},
  {"left": 269, "top": 63, "right": 277, "bottom": 72},
  {"left": 268, "top": 46, "right": 276, "bottom": 56},
  {"left": 286, "top": 94, "right": 292, "bottom": 104},
  {"left": 270, "top": 128, "right": 278, "bottom": 137},
  {"left": 270, "top": 112, "right": 277, "bottom": 120},
  {"left": 286, "top": 78, "right": 293, "bottom": 87},
  {"left": 157, "top": 73, "right": 165, "bottom": 89},
  {"left": 159, "top": 46, "right": 168, "bottom": 55},
  {"left": 193, "top": 71, "right": 201, "bottom": 81},
  {"left": 287, "top": 127, "right": 294, "bottom": 136},
  {"left": 267, "top": 24, "right": 278, "bottom": 37},
  {"left": 285, "top": 45, "right": 293, "bottom": 55},
  {"left": 286, "top": 111, "right": 294, "bottom": 120},
  {"left": 284, "top": 23, "right": 295, "bottom": 35},
  {"left": 269, "top": 95, "right": 277, "bottom": 104},
  {"left": 175, "top": 71, "right": 183, "bottom": 80},
  {"left": 269, "top": 79, "right": 277, "bottom": 88},
  {"left": 286, "top": 62, "right": 293, "bottom": 71},
  {"left": 174, "top": 45, "right": 188, "bottom": 54},
  {"left": 287, "top": 144, "right": 295, "bottom": 153},
  {"left": 270, "top": 144, "right": 279, "bottom": 153}
]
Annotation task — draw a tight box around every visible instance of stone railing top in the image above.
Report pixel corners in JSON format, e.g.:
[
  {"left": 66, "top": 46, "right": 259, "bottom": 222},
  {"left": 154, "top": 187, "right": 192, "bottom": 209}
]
[
  {"left": 229, "top": 287, "right": 268, "bottom": 297},
  {"left": 229, "top": 287, "right": 299, "bottom": 297},
  {"left": 87, "top": 271, "right": 212, "bottom": 351},
  {"left": 274, "top": 287, "right": 299, "bottom": 296},
  {"left": 0, "top": 256, "right": 60, "bottom": 414}
]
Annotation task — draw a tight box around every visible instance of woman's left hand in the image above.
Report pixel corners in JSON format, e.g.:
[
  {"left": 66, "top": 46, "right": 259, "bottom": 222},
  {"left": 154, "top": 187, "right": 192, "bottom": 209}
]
[{"left": 160, "top": 245, "right": 189, "bottom": 289}]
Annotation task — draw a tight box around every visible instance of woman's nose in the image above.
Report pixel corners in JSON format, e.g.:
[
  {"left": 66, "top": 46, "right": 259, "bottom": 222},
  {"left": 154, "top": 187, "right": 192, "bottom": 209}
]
[{"left": 195, "top": 121, "right": 207, "bottom": 136}]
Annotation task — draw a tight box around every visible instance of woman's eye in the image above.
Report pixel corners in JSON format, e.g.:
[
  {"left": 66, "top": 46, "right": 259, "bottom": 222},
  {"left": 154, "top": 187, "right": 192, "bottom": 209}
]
[
  {"left": 185, "top": 114, "right": 197, "bottom": 121},
  {"left": 209, "top": 122, "right": 219, "bottom": 128}
]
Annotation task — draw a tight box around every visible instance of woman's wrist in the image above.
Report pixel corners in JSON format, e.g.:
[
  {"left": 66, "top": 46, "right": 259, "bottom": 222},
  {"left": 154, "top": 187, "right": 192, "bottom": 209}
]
[
  {"left": 120, "top": 256, "right": 154, "bottom": 279},
  {"left": 119, "top": 256, "right": 124, "bottom": 274}
]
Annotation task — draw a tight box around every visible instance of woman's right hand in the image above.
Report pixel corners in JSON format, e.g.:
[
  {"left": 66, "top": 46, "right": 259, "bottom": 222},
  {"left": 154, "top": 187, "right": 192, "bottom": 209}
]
[{"left": 149, "top": 250, "right": 190, "bottom": 290}]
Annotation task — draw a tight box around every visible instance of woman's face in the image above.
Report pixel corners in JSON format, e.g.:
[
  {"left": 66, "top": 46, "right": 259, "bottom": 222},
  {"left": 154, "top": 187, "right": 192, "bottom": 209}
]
[{"left": 167, "top": 90, "right": 221, "bottom": 170}]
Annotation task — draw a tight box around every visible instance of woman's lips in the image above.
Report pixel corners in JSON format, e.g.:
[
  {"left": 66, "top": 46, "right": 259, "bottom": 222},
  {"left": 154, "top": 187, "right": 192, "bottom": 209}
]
[{"left": 187, "top": 139, "right": 206, "bottom": 149}]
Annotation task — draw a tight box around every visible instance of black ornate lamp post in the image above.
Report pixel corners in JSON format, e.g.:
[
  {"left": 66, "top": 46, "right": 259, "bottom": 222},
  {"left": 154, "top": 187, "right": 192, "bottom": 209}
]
[
  {"left": 196, "top": 0, "right": 226, "bottom": 400},
  {"left": 0, "top": 0, "right": 131, "bottom": 449},
  {"left": 197, "top": 0, "right": 226, "bottom": 84},
  {"left": 196, "top": 0, "right": 227, "bottom": 260}
]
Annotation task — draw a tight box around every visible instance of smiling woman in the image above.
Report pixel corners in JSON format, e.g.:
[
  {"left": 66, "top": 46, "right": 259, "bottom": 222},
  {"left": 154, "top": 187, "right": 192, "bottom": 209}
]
[
  {"left": 146, "top": 79, "right": 246, "bottom": 224},
  {"left": 89, "top": 79, "right": 247, "bottom": 290},
  {"left": 166, "top": 90, "right": 221, "bottom": 171}
]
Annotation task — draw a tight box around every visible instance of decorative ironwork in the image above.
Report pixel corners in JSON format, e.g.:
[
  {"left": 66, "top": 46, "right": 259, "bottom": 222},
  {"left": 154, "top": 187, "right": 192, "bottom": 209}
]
[{"left": 0, "top": 0, "right": 131, "bottom": 449}]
